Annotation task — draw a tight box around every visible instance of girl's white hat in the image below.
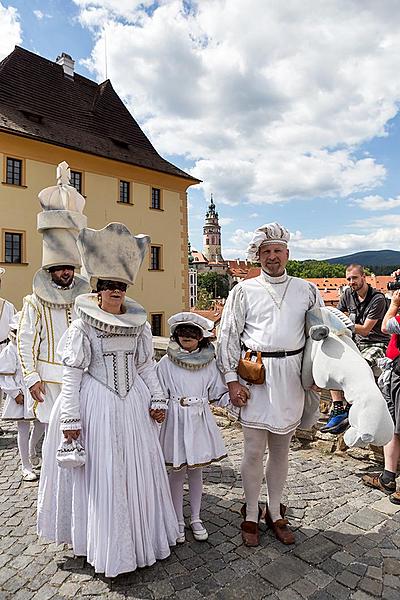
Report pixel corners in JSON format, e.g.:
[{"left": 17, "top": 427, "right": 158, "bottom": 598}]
[{"left": 168, "top": 312, "right": 214, "bottom": 337}]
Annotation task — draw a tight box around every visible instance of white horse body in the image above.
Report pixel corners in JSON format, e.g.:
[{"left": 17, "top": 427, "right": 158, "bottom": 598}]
[{"left": 302, "top": 307, "right": 394, "bottom": 448}]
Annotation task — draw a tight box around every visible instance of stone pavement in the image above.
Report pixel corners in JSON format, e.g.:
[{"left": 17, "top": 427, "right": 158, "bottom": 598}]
[{"left": 1, "top": 421, "right": 400, "bottom": 600}]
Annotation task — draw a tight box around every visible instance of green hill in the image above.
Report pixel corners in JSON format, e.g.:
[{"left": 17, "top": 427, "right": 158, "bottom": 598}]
[{"left": 326, "top": 250, "right": 400, "bottom": 270}]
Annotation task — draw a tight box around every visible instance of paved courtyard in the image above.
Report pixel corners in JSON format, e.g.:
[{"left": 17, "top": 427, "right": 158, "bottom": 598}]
[{"left": 0, "top": 421, "right": 400, "bottom": 600}]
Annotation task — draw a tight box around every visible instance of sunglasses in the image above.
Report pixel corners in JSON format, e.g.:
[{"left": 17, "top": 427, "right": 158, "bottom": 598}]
[{"left": 100, "top": 280, "right": 127, "bottom": 292}]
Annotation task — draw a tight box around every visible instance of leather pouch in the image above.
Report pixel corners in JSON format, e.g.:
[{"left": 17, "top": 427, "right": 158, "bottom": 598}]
[{"left": 237, "top": 350, "right": 266, "bottom": 385}]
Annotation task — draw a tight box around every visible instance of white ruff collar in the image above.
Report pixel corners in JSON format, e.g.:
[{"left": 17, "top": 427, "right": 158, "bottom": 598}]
[
  {"left": 261, "top": 269, "right": 288, "bottom": 284},
  {"left": 33, "top": 270, "right": 91, "bottom": 308},
  {"left": 75, "top": 293, "right": 147, "bottom": 334}
]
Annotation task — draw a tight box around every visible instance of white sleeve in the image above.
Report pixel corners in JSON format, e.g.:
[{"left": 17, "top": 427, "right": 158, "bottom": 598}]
[
  {"left": 0, "top": 344, "right": 20, "bottom": 398},
  {"left": 59, "top": 323, "right": 91, "bottom": 432},
  {"left": 136, "top": 322, "right": 167, "bottom": 411},
  {"left": 17, "top": 297, "right": 42, "bottom": 389},
  {"left": 208, "top": 362, "right": 230, "bottom": 406},
  {"left": 308, "top": 282, "right": 324, "bottom": 309},
  {"left": 216, "top": 285, "right": 246, "bottom": 384}
]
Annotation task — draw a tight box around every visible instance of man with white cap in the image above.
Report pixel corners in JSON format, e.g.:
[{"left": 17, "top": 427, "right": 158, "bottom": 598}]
[
  {"left": 217, "top": 222, "right": 323, "bottom": 546},
  {"left": 0, "top": 268, "right": 16, "bottom": 435},
  {"left": 18, "top": 162, "right": 90, "bottom": 425}
]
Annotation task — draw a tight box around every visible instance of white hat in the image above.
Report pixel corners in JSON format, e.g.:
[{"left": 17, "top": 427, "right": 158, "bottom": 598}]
[
  {"left": 168, "top": 312, "right": 214, "bottom": 337},
  {"left": 77, "top": 223, "right": 150, "bottom": 288},
  {"left": 37, "top": 161, "right": 87, "bottom": 269},
  {"left": 246, "top": 222, "right": 290, "bottom": 261}
]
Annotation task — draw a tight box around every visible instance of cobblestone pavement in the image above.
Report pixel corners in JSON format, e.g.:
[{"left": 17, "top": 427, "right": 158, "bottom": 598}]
[{"left": 1, "top": 421, "right": 400, "bottom": 600}]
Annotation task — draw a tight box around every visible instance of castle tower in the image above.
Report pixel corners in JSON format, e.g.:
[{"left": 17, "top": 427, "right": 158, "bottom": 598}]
[{"left": 203, "top": 194, "right": 224, "bottom": 262}]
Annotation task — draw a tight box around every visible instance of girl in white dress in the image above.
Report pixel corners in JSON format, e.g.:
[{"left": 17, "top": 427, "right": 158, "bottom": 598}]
[
  {"left": 37, "top": 223, "right": 179, "bottom": 578},
  {"left": 157, "top": 312, "right": 228, "bottom": 543},
  {"left": 0, "top": 313, "right": 45, "bottom": 480}
]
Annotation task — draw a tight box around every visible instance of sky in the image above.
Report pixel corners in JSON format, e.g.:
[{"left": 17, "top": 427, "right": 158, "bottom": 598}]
[{"left": 1, "top": 0, "right": 400, "bottom": 260}]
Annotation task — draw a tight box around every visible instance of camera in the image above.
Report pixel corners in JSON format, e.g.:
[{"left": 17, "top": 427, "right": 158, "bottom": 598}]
[{"left": 387, "top": 275, "right": 400, "bottom": 291}]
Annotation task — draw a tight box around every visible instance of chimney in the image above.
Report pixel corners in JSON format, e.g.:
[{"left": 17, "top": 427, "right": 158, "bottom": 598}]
[{"left": 56, "top": 52, "right": 74, "bottom": 78}]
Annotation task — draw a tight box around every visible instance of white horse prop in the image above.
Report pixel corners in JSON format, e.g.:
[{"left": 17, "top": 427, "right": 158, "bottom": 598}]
[{"left": 302, "top": 306, "right": 394, "bottom": 448}]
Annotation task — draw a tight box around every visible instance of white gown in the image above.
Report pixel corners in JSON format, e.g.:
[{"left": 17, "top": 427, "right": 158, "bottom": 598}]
[
  {"left": 157, "top": 352, "right": 228, "bottom": 470},
  {"left": 37, "top": 306, "right": 179, "bottom": 578},
  {"left": 0, "top": 340, "right": 34, "bottom": 420}
]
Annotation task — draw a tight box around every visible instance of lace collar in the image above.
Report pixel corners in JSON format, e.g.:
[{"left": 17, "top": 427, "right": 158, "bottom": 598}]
[
  {"left": 75, "top": 293, "right": 147, "bottom": 335},
  {"left": 167, "top": 341, "right": 215, "bottom": 370},
  {"left": 260, "top": 269, "right": 288, "bottom": 284},
  {"left": 33, "top": 270, "right": 90, "bottom": 308}
]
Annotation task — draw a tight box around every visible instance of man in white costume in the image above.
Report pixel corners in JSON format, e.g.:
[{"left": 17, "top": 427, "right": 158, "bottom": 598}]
[
  {"left": 18, "top": 162, "right": 90, "bottom": 424},
  {"left": 0, "top": 268, "right": 16, "bottom": 434},
  {"left": 217, "top": 223, "right": 323, "bottom": 547}
]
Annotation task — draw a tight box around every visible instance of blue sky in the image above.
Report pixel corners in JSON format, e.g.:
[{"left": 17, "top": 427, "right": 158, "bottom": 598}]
[{"left": 2, "top": 0, "right": 400, "bottom": 260}]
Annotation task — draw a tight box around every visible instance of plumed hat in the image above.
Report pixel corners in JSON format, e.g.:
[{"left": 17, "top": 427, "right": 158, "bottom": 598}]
[
  {"left": 168, "top": 312, "right": 214, "bottom": 338},
  {"left": 246, "top": 222, "right": 290, "bottom": 261},
  {"left": 77, "top": 223, "right": 150, "bottom": 288},
  {"left": 37, "top": 161, "right": 87, "bottom": 269}
]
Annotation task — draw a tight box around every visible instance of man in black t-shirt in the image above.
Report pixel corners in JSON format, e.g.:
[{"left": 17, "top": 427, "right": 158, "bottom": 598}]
[{"left": 322, "top": 264, "right": 390, "bottom": 433}]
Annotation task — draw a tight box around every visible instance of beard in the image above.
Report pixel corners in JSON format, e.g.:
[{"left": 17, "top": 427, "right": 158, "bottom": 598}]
[{"left": 51, "top": 273, "right": 74, "bottom": 288}]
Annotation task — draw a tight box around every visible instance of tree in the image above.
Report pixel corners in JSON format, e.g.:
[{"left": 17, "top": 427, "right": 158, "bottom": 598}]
[
  {"left": 196, "top": 288, "right": 213, "bottom": 309},
  {"left": 286, "top": 260, "right": 347, "bottom": 278},
  {"left": 197, "top": 272, "right": 230, "bottom": 298}
]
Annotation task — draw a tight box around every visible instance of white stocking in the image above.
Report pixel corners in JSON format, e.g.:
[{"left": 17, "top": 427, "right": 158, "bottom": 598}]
[
  {"left": 187, "top": 468, "right": 203, "bottom": 530},
  {"left": 17, "top": 421, "right": 31, "bottom": 471},
  {"left": 168, "top": 468, "right": 187, "bottom": 524},
  {"left": 29, "top": 420, "right": 45, "bottom": 458},
  {"left": 265, "top": 431, "right": 293, "bottom": 521},
  {"left": 241, "top": 427, "right": 268, "bottom": 522}
]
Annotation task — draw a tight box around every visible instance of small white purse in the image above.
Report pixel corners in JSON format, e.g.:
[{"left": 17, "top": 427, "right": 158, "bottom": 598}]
[{"left": 56, "top": 439, "right": 86, "bottom": 469}]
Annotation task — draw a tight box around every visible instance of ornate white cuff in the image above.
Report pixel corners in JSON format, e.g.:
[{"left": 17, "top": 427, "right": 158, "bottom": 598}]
[{"left": 60, "top": 418, "right": 82, "bottom": 431}]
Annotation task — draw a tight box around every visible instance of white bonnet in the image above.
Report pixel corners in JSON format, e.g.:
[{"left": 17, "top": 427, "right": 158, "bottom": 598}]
[
  {"left": 168, "top": 312, "right": 214, "bottom": 338},
  {"left": 246, "top": 222, "right": 290, "bottom": 261}
]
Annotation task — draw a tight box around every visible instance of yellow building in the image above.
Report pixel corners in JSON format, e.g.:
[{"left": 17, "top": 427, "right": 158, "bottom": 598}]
[{"left": 0, "top": 47, "right": 199, "bottom": 335}]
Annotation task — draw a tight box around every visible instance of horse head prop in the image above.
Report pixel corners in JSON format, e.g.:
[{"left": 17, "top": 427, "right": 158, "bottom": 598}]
[{"left": 302, "top": 306, "right": 394, "bottom": 448}]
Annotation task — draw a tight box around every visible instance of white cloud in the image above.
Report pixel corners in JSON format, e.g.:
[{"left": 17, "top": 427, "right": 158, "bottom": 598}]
[
  {"left": 352, "top": 194, "right": 400, "bottom": 211},
  {"left": 33, "top": 10, "right": 52, "bottom": 20},
  {"left": 351, "top": 213, "right": 400, "bottom": 229},
  {"left": 75, "top": 0, "right": 400, "bottom": 204},
  {"left": 219, "top": 217, "right": 234, "bottom": 226},
  {"left": 0, "top": 3, "right": 21, "bottom": 60}
]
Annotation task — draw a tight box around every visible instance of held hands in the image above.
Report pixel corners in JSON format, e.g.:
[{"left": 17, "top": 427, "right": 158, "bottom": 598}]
[
  {"left": 150, "top": 408, "right": 166, "bottom": 423},
  {"left": 15, "top": 393, "right": 24, "bottom": 405},
  {"left": 30, "top": 381, "right": 45, "bottom": 403},
  {"left": 63, "top": 429, "right": 81, "bottom": 441},
  {"left": 228, "top": 381, "right": 250, "bottom": 407}
]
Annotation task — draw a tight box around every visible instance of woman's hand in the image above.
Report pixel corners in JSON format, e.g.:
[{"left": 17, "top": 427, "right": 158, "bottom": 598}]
[
  {"left": 149, "top": 409, "right": 166, "bottom": 423},
  {"left": 63, "top": 429, "right": 81, "bottom": 441},
  {"left": 391, "top": 289, "right": 400, "bottom": 309},
  {"left": 15, "top": 393, "right": 24, "bottom": 405}
]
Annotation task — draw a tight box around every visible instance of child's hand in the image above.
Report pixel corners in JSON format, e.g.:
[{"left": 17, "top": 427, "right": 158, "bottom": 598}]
[
  {"left": 150, "top": 409, "right": 166, "bottom": 423},
  {"left": 15, "top": 393, "right": 24, "bottom": 405}
]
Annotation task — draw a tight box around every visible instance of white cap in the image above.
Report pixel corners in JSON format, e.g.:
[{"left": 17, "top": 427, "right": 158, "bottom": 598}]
[
  {"left": 246, "top": 222, "right": 290, "bottom": 261},
  {"left": 168, "top": 312, "right": 214, "bottom": 337}
]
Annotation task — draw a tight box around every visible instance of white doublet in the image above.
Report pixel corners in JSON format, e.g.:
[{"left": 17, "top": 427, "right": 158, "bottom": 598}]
[
  {"left": 0, "top": 341, "right": 34, "bottom": 420},
  {"left": 0, "top": 299, "right": 15, "bottom": 343},
  {"left": 217, "top": 271, "right": 323, "bottom": 432}
]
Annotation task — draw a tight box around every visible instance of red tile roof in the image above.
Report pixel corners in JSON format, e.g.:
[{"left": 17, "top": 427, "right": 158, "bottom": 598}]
[{"left": 0, "top": 46, "right": 198, "bottom": 182}]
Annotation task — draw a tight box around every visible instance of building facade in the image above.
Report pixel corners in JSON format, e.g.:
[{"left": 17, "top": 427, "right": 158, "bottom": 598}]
[{"left": 0, "top": 47, "right": 199, "bottom": 335}]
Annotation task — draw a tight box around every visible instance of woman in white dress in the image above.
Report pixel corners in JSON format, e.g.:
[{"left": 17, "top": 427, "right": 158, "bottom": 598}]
[
  {"left": 0, "top": 313, "right": 45, "bottom": 480},
  {"left": 37, "top": 223, "right": 179, "bottom": 578},
  {"left": 157, "top": 312, "right": 228, "bottom": 543}
]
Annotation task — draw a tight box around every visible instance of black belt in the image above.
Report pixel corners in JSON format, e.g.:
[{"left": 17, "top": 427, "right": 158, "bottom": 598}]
[
  {"left": 242, "top": 345, "right": 303, "bottom": 358},
  {"left": 0, "top": 339, "right": 8, "bottom": 345}
]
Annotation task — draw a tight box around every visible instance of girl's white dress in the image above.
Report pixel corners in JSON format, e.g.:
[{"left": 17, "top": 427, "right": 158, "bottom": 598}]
[
  {"left": 37, "top": 295, "right": 179, "bottom": 578},
  {"left": 0, "top": 339, "right": 34, "bottom": 420},
  {"left": 157, "top": 344, "right": 228, "bottom": 470}
]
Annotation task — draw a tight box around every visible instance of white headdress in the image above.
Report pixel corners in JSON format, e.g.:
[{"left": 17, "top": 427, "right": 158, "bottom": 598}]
[
  {"left": 246, "top": 222, "right": 290, "bottom": 261},
  {"left": 37, "top": 161, "right": 87, "bottom": 269},
  {"left": 77, "top": 223, "right": 150, "bottom": 289},
  {"left": 168, "top": 312, "right": 214, "bottom": 338}
]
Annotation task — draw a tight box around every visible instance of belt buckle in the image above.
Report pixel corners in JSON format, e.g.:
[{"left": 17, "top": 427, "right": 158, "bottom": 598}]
[{"left": 180, "top": 397, "right": 189, "bottom": 407}]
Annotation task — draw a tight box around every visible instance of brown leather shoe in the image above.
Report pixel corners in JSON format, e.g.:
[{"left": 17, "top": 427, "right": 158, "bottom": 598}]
[
  {"left": 264, "top": 503, "right": 286, "bottom": 529},
  {"left": 362, "top": 472, "right": 395, "bottom": 494},
  {"left": 240, "top": 520, "right": 260, "bottom": 547},
  {"left": 265, "top": 505, "right": 295, "bottom": 545}
]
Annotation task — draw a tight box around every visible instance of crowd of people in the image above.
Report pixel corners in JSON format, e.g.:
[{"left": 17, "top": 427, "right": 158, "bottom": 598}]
[{"left": 0, "top": 179, "right": 399, "bottom": 578}]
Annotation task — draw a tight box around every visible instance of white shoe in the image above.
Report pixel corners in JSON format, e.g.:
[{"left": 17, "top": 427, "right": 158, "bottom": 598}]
[
  {"left": 190, "top": 520, "right": 208, "bottom": 541},
  {"left": 22, "top": 469, "right": 38, "bottom": 481},
  {"left": 30, "top": 455, "right": 41, "bottom": 468},
  {"left": 177, "top": 522, "right": 186, "bottom": 544}
]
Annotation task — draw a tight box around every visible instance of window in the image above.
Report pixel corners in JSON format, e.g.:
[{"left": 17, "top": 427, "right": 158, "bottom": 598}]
[
  {"left": 150, "top": 245, "right": 162, "bottom": 270},
  {"left": 151, "top": 314, "right": 163, "bottom": 336},
  {"left": 70, "top": 170, "right": 82, "bottom": 193},
  {"left": 119, "top": 180, "right": 130, "bottom": 204},
  {"left": 151, "top": 187, "right": 161, "bottom": 209},
  {"left": 4, "top": 232, "right": 22, "bottom": 263},
  {"left": 6, "top": 158, "right": 23, "bottom": 186}
]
